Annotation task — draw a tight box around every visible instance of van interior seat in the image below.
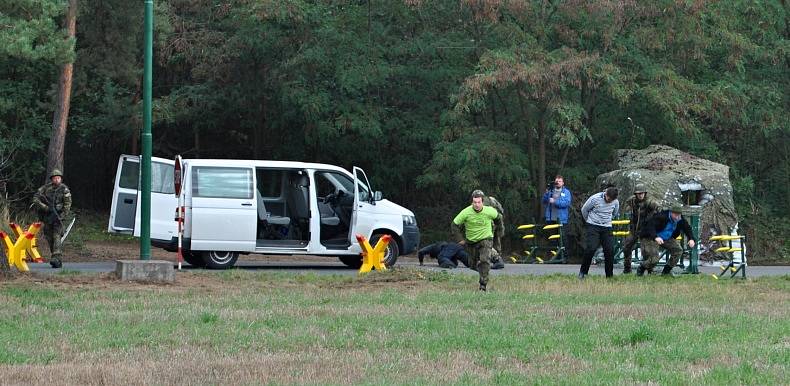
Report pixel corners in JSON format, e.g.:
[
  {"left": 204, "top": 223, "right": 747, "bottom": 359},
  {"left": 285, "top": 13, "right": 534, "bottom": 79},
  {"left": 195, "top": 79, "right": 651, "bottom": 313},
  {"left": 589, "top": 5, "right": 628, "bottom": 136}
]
[
  {"left": 318, "top": 202, "right": 340, "bottom": 226},
  {"left": 257, "top": 190, "right": 291, "bottom": 226},
  {"left": 287, "top": 174, "right": 310, "bottom": 220}
]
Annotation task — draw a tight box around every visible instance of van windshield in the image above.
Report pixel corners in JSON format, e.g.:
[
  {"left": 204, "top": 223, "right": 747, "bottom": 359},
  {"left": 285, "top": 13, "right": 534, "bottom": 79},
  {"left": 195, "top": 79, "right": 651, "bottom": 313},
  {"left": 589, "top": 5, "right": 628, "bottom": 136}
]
[{"left": 316, "top": 171, "right": 369, "bottom": 199}]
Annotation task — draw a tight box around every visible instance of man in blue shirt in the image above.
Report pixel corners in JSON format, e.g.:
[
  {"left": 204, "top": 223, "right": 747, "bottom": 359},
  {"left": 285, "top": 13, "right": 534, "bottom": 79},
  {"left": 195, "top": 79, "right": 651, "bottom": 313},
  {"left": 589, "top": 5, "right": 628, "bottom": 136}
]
[
  {"left": 637, "top": 205, "right": 697, "bottom": 276},
  {"left": 541, "top": 175, "right": 572, "bottom": 263}
]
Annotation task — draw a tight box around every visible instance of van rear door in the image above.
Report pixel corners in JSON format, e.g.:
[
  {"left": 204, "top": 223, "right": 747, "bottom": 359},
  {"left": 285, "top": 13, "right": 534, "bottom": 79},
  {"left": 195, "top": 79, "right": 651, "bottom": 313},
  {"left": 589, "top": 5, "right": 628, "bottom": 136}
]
[
  {"left": 108, "top": 155, "right": 178, "bottom": 244},
  {"left": 108, "top": 155, "right": 140, "bottom": 234}
]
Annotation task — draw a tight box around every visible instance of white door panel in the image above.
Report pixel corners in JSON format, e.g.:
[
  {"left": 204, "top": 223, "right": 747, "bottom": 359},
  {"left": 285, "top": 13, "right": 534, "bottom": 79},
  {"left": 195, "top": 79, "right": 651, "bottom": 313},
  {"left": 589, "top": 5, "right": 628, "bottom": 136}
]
[
  {"left": 188, "top": 166, "right": 256, "bottom": 252},
  {"left": 109, "top": 155, "right": 176, "bottom": 242}
]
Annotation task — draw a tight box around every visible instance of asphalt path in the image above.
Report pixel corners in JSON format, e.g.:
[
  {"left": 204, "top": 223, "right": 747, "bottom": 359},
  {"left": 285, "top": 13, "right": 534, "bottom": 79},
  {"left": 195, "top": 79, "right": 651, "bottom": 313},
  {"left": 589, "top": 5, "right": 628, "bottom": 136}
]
[{"left": 26, "top": 259, "right": 789, "bottom": 278}]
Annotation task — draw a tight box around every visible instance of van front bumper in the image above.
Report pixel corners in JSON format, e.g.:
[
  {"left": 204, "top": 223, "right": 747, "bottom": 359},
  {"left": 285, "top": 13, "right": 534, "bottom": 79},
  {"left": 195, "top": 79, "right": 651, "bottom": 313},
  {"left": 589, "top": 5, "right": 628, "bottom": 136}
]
[{"left": 401, "top": 224, "right": 420, "bottom": 255}]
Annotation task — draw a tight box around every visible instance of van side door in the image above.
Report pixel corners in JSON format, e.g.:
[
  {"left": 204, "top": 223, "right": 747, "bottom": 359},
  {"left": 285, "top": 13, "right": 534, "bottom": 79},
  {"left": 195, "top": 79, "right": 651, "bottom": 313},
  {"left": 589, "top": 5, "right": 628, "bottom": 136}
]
[{"left": 188, "top": 165, "right": 257, "bottom": 252}]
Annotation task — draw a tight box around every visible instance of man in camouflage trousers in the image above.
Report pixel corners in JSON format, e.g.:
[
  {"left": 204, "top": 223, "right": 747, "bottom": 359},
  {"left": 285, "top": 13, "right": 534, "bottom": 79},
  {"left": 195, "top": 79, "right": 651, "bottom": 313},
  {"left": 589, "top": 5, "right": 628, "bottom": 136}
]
[
  {"left": 621, "top": 183, "right": 659, "bottom": 273},
  {"left": 475, "top": 190, "right": 506, "bottom": 270},
  {"left": 452, "top": 190, "right": 501, "bottom": 291},
  {"left": 32, "top": 169, "right": 72, "bottom": 268}
]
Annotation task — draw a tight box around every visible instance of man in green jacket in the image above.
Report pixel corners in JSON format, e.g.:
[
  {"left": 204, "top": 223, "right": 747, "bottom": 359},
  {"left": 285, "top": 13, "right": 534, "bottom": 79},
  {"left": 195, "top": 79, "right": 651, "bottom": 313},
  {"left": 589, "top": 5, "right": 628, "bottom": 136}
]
[
  {"left": 32, "top": 169, "right": 72, "bottom": 268},
  {"left": 452, "top": 190, "right": 500, "bottom": 291}
]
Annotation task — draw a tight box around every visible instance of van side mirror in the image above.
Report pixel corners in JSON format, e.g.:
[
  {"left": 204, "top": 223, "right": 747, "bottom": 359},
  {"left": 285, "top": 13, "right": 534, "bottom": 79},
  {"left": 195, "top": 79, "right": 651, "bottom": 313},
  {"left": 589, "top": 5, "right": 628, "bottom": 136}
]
[{"left": 373, "top": 191, "right": 383, "bottom": 201}]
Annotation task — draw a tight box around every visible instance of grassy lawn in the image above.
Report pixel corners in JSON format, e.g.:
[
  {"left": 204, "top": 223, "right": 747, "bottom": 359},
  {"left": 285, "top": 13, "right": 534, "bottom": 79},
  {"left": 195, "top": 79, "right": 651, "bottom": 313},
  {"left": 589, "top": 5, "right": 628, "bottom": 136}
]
[{"left": 1, "top": 270, "right": 788, "bottom": 385}]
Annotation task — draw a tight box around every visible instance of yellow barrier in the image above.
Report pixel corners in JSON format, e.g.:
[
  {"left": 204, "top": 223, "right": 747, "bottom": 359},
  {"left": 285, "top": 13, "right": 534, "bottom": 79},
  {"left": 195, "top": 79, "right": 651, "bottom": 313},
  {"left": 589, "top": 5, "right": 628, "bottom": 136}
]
[
  {"left": 1, "top": 223, "right": 42, "bottom": 272},
  {"left": 710, "top": 235, "right": 745, "bottom": 241},
  {"left": 522, "top": 234, "right": 535, "bottom": 239},
  {"left": 517, "top": 224, "right": 536, "bottom": 230},
  {"left": 355, "top": 234, "right": 389, "bottom": 274},
  {"left": 548, "top": 234, "right": 560, "bottom": 240},
  {"left": 715, "top": 247, "right": 731, "bottom": 253},
  {"left": 612, "top": 231, "right": 630, "bottom": 237},
  {"left": 611, "top": 219, "right": 631, "bottom": 225},
  {"left": 9, "top": 223, "right": 44, "bottom": 263},
  {"left": 543, "top": 224, "right": 561, "bottom": 230}
]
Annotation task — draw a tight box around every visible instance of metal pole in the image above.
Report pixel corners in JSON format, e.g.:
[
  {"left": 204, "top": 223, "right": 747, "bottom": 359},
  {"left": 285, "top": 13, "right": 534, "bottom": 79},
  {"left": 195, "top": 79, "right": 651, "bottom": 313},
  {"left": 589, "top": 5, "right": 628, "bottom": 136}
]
[{"left": 140, "top": 0, "right": 153, "bottom": 260}]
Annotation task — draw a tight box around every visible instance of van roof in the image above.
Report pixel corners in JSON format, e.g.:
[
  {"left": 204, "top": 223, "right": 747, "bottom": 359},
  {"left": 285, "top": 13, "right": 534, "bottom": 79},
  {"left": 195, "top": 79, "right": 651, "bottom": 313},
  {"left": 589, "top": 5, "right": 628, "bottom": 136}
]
[{"left": 181, "top": 158, "right": 349, "bottom": 173}]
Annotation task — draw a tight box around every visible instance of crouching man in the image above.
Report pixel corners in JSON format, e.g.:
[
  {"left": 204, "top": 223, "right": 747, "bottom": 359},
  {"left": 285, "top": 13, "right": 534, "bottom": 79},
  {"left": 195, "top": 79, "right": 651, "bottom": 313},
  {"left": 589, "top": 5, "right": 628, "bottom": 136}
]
[{"left": 637, "top": 205, "right": 696, "bottom": 276}]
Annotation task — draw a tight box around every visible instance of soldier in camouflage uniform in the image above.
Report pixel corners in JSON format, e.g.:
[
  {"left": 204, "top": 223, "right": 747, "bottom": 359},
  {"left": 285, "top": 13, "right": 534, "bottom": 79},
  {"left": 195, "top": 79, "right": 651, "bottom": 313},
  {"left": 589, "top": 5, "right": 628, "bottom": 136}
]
[
  {"left": 32, "top": 169, "right": 72, "bottom": 268},
  {"left": 474, "top": 190, "right": 506, "bottom": 270},
  {"left": 621, "top": 183, "right": 660, "bottom": 273}
]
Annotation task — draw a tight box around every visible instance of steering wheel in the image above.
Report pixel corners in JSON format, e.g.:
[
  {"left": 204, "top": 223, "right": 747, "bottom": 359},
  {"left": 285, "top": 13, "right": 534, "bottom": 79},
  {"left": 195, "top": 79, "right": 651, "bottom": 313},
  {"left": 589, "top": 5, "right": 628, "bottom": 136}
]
[{"left": 321, "top": 193, "right": 337, "bottom": 205}]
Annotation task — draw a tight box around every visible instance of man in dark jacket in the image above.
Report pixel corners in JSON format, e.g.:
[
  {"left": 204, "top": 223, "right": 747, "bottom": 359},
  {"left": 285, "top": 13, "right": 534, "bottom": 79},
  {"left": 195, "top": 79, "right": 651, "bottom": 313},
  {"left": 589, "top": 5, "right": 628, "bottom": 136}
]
[
  {"left": 637, "top": 205, "right": 697, "bottom": 276},
  {"left": 417, "top": 242, "right": 469, "bottom": 269},
  {"left": 621, "top": 183, "right": 659, "bottom": 273}
]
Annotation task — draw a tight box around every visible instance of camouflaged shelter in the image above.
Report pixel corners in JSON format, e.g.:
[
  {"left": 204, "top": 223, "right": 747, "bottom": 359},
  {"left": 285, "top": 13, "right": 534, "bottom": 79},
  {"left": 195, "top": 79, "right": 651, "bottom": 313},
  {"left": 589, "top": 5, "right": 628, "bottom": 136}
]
[{"left": 595, "top": 145, "right": 739, "bottom": 260}]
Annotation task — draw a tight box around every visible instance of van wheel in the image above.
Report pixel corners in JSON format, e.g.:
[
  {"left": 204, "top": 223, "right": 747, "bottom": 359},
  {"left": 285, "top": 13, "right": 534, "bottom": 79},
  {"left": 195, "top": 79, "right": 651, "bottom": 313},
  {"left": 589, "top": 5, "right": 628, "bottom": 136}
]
[
  {"left": 338, "top": 255, "right": 363, "bottom": 269},
  {"left": 370, "top": 233, "right": 400, "bottom": 267},
  {"left": 203, "top": 251, "right": 239, "bottom": 269},
  {"left": 183, "top": 251, "right": 205, "bottom": 268}
]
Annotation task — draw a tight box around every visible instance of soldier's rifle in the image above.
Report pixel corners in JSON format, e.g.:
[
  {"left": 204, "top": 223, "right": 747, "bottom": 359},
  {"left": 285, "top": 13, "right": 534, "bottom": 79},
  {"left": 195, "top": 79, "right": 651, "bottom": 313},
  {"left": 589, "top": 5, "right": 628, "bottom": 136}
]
[{"left": 39, "top": 195, "right": 77, "bottom": 243}]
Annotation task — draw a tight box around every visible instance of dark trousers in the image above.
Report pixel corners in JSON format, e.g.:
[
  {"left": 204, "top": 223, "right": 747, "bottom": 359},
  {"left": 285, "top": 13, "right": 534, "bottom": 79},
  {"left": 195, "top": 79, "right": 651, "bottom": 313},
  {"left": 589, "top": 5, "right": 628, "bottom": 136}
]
[{"left": 580, "top": 224, "right": 614, "bottom": 277}]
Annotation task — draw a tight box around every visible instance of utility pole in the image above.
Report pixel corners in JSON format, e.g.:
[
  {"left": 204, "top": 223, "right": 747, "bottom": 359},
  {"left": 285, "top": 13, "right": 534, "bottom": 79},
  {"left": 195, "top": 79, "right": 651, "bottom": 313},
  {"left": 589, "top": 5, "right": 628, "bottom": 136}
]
[{"left": 140, "top": 0, "right": 153, "bottom": 259}]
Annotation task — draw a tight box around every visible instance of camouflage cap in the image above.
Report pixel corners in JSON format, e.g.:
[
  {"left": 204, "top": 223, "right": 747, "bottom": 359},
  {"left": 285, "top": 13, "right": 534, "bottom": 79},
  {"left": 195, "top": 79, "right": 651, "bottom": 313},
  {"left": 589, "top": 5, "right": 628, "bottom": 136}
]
[
  {"left": 50, "top": 169, "right": 63, "bottom": 178},
  {"left": 669, "top": 204, "right": 683, "bottom": 213},
  {"left": 471, "top": 189, "right": 485, "bottom": 198},
  {"left": 634, "top": 183, "right": 647, "bottom": 194}
]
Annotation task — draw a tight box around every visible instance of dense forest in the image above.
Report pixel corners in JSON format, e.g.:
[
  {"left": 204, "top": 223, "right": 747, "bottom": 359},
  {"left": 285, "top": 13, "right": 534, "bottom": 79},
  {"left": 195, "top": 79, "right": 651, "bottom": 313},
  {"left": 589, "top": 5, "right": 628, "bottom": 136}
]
[{"left": 1, "top": 0, "right": 788, "bottom": 261}]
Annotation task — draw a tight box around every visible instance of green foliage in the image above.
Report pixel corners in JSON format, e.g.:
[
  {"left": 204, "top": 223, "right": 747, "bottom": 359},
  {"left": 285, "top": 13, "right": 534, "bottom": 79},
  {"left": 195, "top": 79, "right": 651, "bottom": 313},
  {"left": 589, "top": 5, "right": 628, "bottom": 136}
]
[{"left": 0, "top": 0, "right": 787, "bottom": 258}]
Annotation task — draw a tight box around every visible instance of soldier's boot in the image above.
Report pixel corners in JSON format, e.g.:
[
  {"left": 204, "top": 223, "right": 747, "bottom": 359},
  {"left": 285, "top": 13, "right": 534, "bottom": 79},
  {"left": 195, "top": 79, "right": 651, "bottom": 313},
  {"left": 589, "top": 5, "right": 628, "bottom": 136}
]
[
  {"left": 623, "top": 255, "right": 632, "bottom": 274},
  {"left": 50, "top": 254, "right": 63, "bottom": 269},
  {"left": 491, "top": 254, "right": 505, "bottom": 270},
  {"left": 438, "top": 261, "right": 456, "bottom": 269},
  {"left": 636, "top": 265, "right": 646, "bottom": 277},
  {"left": 661, "top": 265, "right": 674, "bottom": 276},
  {"left": 478, "top": 281, "right": 487, "bottom": 292}
]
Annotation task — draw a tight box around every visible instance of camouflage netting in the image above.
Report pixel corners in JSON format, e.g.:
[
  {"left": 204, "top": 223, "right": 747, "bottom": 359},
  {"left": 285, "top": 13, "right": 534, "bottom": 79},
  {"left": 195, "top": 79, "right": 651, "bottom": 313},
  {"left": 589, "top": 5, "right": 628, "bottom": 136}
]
[{"left": 595, "top": 145, "right": 739, "bottom": 261}]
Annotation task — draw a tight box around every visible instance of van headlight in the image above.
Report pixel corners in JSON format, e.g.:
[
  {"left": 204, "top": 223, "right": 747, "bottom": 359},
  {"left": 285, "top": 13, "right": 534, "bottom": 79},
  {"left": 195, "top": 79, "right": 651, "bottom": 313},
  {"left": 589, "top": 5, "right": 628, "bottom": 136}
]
[{"left": 402, "top": 215, "right": 416, "bottom": 226}]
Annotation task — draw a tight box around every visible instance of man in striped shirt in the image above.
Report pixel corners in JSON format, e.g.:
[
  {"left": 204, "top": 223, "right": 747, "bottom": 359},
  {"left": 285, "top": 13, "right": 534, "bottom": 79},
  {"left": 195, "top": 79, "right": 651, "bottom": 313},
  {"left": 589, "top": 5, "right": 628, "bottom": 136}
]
[{"left": 579, "top": 187, "right": 620, "bottom": 279}]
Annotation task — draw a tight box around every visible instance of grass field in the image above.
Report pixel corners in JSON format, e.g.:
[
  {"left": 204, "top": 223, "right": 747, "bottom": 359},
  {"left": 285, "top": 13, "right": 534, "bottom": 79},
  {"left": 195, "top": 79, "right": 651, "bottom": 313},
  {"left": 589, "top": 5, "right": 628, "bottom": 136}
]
[{"left": 1, "top": 270, "right": 788, "bottom": 385}]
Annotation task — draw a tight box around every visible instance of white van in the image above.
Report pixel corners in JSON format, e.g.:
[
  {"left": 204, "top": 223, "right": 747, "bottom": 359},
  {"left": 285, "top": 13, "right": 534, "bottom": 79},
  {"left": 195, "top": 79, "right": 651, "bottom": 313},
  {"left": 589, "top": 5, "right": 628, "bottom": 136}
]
[{"left": 108, "top": 155, "right": 420, "bottom": 269}]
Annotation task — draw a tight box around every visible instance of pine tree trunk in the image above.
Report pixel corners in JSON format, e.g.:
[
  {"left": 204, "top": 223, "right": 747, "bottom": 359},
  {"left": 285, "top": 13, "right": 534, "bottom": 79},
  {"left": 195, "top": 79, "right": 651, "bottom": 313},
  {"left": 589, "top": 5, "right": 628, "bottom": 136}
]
[{"left": 46, "top": 0, "right": 78, "bottom": 177}]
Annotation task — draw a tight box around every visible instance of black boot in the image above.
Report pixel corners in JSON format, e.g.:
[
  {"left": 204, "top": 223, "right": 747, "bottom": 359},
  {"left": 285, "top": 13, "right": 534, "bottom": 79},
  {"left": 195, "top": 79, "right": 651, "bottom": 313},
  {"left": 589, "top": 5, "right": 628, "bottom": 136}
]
[
  {"left": 479, "top": 281, "right": 487, "bottom": 291},
  {"left": 661, "top": 265, "right": 674, "bottom": 276},
  {"left": 636, "top": 265, "right": 645, "bottom": 277}
]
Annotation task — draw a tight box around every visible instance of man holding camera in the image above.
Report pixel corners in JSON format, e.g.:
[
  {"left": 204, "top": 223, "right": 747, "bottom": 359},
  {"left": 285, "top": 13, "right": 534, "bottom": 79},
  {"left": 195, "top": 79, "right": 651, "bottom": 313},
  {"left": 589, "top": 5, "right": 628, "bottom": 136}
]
[{"left": 541, "top": 175, "right": 572, "bottom": 263}]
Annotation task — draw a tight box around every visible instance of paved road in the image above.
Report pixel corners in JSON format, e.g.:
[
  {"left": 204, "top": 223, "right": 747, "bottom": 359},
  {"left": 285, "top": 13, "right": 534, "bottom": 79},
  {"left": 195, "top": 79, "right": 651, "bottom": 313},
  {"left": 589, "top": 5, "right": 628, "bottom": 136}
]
[{"left": 26, "top": 260, "right": 789, "bottom": 278}]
